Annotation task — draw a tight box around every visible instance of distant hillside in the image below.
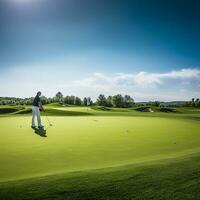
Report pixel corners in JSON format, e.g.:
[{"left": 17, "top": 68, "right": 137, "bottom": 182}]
[
  {"left": 159, "top": 101, "right": 186, "bottom": 106},
  {"left": 136, "top": 101, "right": 186, "bottom": 106}
]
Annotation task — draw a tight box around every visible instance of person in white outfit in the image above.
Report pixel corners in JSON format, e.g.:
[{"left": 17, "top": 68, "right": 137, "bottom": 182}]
[{"left": 31, "top": 91, "right": 43, "bottom": 129}]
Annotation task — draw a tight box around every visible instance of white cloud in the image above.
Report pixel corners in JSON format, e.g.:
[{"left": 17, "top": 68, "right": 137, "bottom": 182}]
[
  {"left": 132, "top": 68, "right": 200, "bottom": 86},
  {"left": 0, "top": 67, "right": 199, "bottom": 101},
  {"left": 56, "top": 68, "right": 200, "bottom": 101},
  {"left": 62, "top": 68, "right": 200, "bottom": 87}
]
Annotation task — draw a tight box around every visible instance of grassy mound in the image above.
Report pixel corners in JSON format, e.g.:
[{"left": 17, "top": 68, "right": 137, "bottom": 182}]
[
  {"left": 0, "top": 105, "right": 200, "bottom": 199},
  {"left": 91, "top": 106, "right": 112, "bottom": 111},
  {"left": 159, "top": 107, "right": 177, "bottom": 113},
  {"left": 0, "top": 107, "right": 19, "bottom": 114},
  {"left": 134, "top": 106, "right": 153, "bottom": 112},
  {"left": 45, "top": 103, "right": 63, "bottom": 107},
  {"left": 0, "top": 153, "right": 199, "bottom": 200},
  {"left": 43, "top": 109, "right": 93, "bottom": 116},
  {"left": 15, "top": 108, "right": 32, "bottom": 114},
  {"left": 0, "top": 106, "right": 24, "bottom": 114},
  {"left": 1, "top": 106, "right": 93, "bottom": 116},
  {"left": 91, "top": 106, "right": 129, "bottom": 112}
]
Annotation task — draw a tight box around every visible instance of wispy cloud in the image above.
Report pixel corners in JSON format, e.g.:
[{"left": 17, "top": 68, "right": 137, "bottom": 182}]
[
  {"left": 133, "top": 68, "right": 200, "bottom": 85},
  {"left": 61, "top": 68, "right": 200, "bottom": 87},
  {"left": 56, "top": 68, "right": 200, "bottom": 101},
  {"left": 0, "top": 67, "right": 199, "bottom": 101}
]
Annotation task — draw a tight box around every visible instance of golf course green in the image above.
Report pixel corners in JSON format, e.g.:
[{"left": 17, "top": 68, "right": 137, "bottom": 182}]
[{"left": 0, "top": 105, "right": 200, "bottom": 199}]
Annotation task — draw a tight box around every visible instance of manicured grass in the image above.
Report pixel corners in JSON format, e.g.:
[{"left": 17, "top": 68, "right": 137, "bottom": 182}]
[
  {"left": 0, "top": 153, "right": 200, "bottom": 200},
  {"left": 0, "top": 105, "right": 200, "bottom": 199},
  {"left": 0, "top": 116, "right": 200, "bottom": 181}
]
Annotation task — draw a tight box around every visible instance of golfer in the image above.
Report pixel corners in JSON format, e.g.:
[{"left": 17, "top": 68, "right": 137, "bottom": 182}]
[{"left": 31, "top": 91, "right": 43, "bottom": 129}]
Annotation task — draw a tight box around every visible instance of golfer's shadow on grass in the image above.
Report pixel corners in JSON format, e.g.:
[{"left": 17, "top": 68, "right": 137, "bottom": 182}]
[{"left": 33, "top": 127, "right": 47, "bottom": 137}]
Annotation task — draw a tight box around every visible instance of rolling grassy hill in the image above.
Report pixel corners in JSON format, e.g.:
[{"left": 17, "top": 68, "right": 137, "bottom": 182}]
[{"left": 0, "top": 104, "right": 200, "bottom": 199}]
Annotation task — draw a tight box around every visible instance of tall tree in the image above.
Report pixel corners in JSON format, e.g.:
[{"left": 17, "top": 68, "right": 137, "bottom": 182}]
[
  {"left": 191, "top": 98, "right": 195, "bottom": 107},
  {"left": 124, "top": 95, "right": 134, "bottom": 107},
  {"left": 64, "top": 96, "right": 70, "bottom": 104},
  {"left": 87, "top": 97, "right": 93, "bottom": 106},
  {"left": 75, "top": 97, "right": 82, "bottom": 105},
  {"left": 69, "top": 96, "right": 76, "bottom": 105},
  {"left": 112, "top": 94, "right": 124, "bottom": 108},
  {"left": 195, "top": 98, "right": 200, "bottom": 107},
  {"left": 83, "top": 97, "right": 88, "bottom": 106},
  {"left": 56, "top": 92, "right": 63, "bottom": 103},
  {"left": 106, "top": 96, "right": 113, "bottom": 107},
  {"left": 40, "top": 96, "right": 48, "bottom": 105},
  {"left": 97, "top": 94, "right": 107, "bottom": 106}
]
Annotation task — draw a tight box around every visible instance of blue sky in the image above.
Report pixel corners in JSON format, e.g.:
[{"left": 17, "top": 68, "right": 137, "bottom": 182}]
[{"left": 0, "top": 0, "right": 200, "bottom": 101}]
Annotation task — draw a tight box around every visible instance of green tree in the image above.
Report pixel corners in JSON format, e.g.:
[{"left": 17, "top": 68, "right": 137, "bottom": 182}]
[
  {"left": 40, "top": 96, "right": 48, "bottom": 105},
  {"left": 64, "top": 96, "right": 77, "bottom": 105},
  {"left": 97, "top": 94, "right": 107, "bottom": 106},
  {"left": 124, "top": 95, "right": 134, "bottom": 107},
  {"left": 83, "top": 97, "right": 88, "bottom": 106},
  {"left": 69, "top": 96, "right": 76, "bottom": 105},
  {"left": 64, "top": 96, "right": 70, "bottom": 104},
  {"left": 191, "top": 98, "right": 195, "bottom": 107},
  {"left": 195, "top": 98, "right": 200, "bottom": 107},
  {"left": 87, "top": 97, "right": 93, "bottom": 106},
  {"left": 56, "top": 92, "right": 63, "bottom": 103},
  {"left": 112, "top": 94, "right": 124, "bottom": 108},
  {"left": 106, "top": 96, "right": 113, "bottom": 107},
  {"left": 75, "top": 97, "right": 82, "bottom": 105}
]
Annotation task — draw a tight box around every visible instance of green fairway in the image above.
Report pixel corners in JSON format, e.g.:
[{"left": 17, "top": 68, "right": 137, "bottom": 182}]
[
  {"left": 0, "top": 105, "right": 200, "bottom": 199},
  {"left": 1, "top": 114, "right": 200, "bottom": 181},
  {"left": 1, "top": 152, "right": 200, "bottom": 200}
]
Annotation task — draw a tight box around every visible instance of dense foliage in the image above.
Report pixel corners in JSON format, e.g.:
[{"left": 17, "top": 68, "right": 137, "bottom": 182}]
[
  {"left": 0, "top": 93, "right": 199, "bottom": 108},
  {"left": 0, "top": 92, "right": 134, "bottom": 108},
  {"left": 185, "top": 98, "right": 200, "bottom": 107}
]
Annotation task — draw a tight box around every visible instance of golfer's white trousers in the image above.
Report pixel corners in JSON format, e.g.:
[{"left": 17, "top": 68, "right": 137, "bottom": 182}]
[{"left": 32, "top": 106, "right": 42, "bottom": 127}]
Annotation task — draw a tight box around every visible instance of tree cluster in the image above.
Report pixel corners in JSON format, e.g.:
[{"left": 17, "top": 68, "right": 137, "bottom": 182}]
[
  {"left": 146, "top": 101, "right": 160, "bottom": 107},
  {"left": 0, "top": 92, "right": 134, "bottom": 108},
  {"left": 55, "top": 92, "right": 93, "bottom": 106},
  {"left": 0, "top": 97, "right": 34, "bottom": 106},
  {"left": 2, "top": 92, "right": 198, "bottom": 108},
  {"left": 97, "top": 94, "right": 134, "bottom": 108},
  {"left": 185, "top": 98, "right": 200, "bottom": 107}
]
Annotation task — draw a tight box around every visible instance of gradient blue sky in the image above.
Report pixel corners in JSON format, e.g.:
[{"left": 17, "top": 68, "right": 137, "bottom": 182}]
[{"left": 0, "top": 0, "right": 200, "bottom": 101}]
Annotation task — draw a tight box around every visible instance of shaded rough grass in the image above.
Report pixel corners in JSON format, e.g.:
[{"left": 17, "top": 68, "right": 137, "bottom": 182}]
[
  {"left": 15, "top": 108, "right": 32, "bottom": 114},
  {"left": 0, "top": 153, "right": 200, "bottom": 200},
  {"left": 134, "top": 106, "right": 152, "bottom": 112},
  {"left": 43, "top": 109, "right": 93, "bottom": 116},
  {"left": 159, "top": 107, "right": 177, "bottom": 113},
  {"left": 91, "top": 106, "right": 129, "bottom": 112},
  {"left": 1, "top": 104, "right": 200, "bottom": 121},
  {"left": 91, "top": 106, "right": 113, "bottom": 111},
  {"left": 0, "top": 106, "right": 25, "bottom": 114},
  {"left": 0, "top": 107, "right": 19, "bottom": 114},
  {"left": 7, "top": 108, "right": 92, "bottom": 116}
]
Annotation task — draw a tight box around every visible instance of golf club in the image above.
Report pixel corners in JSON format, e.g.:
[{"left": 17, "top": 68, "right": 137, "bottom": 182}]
[{"left": 43, "top": 109, "right": 53, "bottom": 127}]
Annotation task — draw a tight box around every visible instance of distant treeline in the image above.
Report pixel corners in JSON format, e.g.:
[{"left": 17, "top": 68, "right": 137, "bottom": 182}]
[
  {"left": 0, "top": 92, "right": 134, "bottom": 108},
  {"left": 185, "top": 98, "right": 200, "bottom": 107},
  {"left": 0, "top": 93, "right": 199, "bottom": 108}
]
